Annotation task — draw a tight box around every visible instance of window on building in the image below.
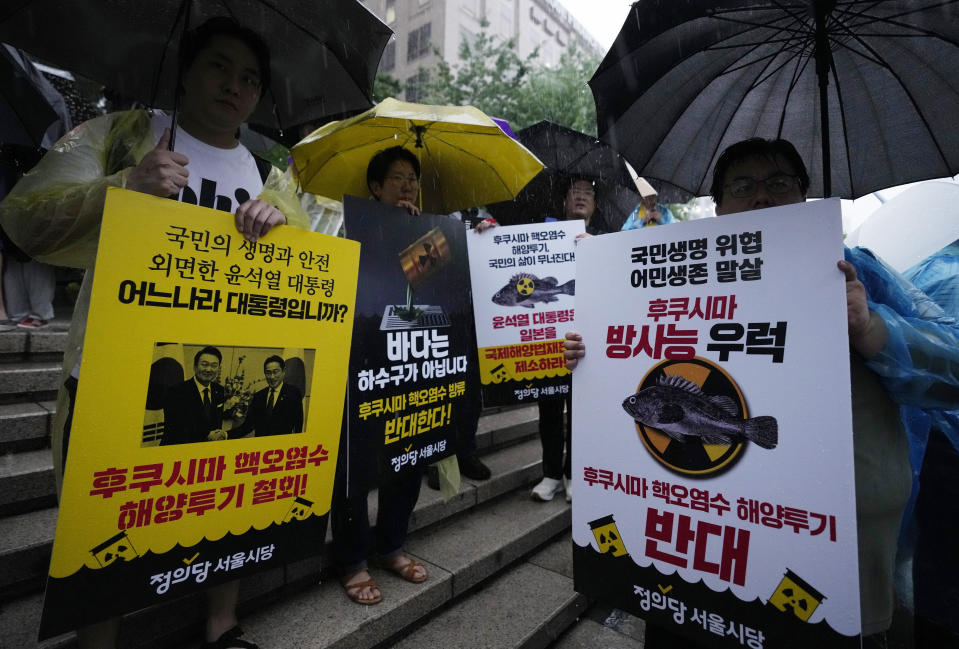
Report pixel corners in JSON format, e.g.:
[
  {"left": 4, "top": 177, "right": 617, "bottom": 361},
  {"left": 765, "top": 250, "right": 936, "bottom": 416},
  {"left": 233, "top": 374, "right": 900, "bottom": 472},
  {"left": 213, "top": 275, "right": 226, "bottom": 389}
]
[
  {"left": 405, "top": 70, "right": 430, "bottom": 103},
  {"left": 462, "top": 0, "right": 479, "bottom": 17},
  {"left": 381, "top": 41, "right": 396, "bottom": 71},
  {"left": 407, "top": 22, "right": 432, "bottom": 61},
  {"left": 385, "top": 0, "right": 396, "bottom": 24},
  {"left": 460, "top": 25, "right": 476, "bottom": 50}
]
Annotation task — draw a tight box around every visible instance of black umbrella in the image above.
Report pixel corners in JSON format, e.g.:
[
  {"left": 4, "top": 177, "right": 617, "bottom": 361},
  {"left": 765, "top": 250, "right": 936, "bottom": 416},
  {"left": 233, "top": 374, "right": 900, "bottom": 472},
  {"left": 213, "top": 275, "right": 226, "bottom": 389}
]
[
  {"left": 487, "top": 120, "right": 687, "bottom": 229},
  {"left": 0, "top": 44, "right": 60, "bottom": 147},
  {"left": 591, "top": 0, "right": 959, "bottom": 198},
  {"left": 0, "top": 0, "right": 392, "bottom": 131}
]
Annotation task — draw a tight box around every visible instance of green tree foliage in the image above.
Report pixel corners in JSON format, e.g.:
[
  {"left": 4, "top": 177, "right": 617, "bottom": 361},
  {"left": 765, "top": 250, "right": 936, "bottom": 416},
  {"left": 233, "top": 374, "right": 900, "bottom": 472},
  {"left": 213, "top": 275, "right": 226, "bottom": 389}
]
[
  {"left": 514, "top": 46, "right": 602, "bottom": 136},
  {"left": 373, "top": 71, "right": 403, "bottom": 103},
  {"left": 419, "top": 22, "right": 601, "bottom": 136}
]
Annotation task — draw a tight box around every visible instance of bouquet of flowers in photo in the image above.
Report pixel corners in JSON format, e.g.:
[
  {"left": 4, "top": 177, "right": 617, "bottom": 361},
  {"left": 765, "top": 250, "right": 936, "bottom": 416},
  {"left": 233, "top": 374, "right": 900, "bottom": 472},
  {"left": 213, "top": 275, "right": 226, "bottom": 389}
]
[{"left": 220, "top": 355, "right": 262, "bottom": 420}]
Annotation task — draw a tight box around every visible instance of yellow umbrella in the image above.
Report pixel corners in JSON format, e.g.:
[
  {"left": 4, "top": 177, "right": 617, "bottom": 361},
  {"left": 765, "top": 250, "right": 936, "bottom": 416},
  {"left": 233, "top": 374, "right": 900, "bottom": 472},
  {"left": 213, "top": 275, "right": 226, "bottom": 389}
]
[{"left": 291, "top": 97, "right": 544, "bottom": 214}]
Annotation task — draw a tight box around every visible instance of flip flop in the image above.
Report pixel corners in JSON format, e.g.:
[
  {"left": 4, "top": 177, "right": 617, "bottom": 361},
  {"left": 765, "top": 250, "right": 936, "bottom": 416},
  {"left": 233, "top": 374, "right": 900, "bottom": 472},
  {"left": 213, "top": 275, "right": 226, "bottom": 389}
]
[
  {"left": 386, "top": 555, "right": 428, "bottom": 584},
  {"left": 340, "top": 570, "right": 383, "bottom": 605}
]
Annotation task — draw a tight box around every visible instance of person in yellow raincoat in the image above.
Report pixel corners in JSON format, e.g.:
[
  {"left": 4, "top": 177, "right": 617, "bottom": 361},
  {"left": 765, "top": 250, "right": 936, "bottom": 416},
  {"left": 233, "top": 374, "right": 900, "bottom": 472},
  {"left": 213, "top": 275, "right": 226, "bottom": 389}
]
[{"left": 0, "top": 17, "right": 307, "bottom": 649}]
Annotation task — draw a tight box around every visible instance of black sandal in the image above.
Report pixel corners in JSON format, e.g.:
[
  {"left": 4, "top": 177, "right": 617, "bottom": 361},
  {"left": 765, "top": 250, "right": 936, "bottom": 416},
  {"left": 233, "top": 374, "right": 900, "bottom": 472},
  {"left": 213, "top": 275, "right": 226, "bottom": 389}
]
[{"left": 201, "top": 625, "right": 259, "bottom": 649}]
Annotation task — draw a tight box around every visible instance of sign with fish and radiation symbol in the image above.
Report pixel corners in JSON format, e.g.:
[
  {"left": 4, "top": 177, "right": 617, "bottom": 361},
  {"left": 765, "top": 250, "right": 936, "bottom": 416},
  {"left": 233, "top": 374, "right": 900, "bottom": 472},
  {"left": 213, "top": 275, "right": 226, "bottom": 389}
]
[
  {"left": 467, "top": 220, "right": 584, "bottom": 405},
  {"left": 571, "top": 199, "right": 862, "bottom": 648}
]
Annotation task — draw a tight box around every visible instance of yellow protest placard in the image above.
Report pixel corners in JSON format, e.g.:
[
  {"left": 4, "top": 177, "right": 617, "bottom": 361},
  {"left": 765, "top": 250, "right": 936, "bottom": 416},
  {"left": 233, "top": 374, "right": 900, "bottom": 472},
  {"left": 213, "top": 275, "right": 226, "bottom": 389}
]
[{"left": 40, "top": 188, "right": 358, "bottom": 637}]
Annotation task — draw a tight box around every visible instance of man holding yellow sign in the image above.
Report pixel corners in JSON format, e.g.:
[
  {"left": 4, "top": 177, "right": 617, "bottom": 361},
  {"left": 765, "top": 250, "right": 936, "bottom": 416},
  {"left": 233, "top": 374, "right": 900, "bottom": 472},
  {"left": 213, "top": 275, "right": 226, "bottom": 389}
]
[{"left": 1, "top": 17, "right": 310, "bottom": 649}]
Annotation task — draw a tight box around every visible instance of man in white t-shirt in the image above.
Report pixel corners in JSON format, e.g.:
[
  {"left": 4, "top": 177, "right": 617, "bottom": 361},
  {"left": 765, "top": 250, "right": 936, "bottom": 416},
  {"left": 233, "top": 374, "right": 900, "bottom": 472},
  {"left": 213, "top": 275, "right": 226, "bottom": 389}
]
[{"left": 1, "top": 17, "right": 308, "bottom": 649}]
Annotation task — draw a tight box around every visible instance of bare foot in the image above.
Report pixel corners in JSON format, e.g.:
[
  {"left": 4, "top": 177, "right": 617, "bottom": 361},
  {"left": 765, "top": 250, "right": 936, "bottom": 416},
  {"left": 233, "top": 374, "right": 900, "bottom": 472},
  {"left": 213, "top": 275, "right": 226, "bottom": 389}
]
[
  {"left": 388, "top": 554, "right": 428, "bottom": 583},
  {"left": 341, "top": 569, "right": 382, "bottom": 605}
]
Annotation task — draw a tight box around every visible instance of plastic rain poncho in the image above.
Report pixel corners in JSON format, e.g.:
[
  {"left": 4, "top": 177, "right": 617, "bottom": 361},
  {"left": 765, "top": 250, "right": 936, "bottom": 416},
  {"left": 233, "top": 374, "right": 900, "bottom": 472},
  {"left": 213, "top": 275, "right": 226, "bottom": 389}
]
[
  {"left": 846, "top": 245, "right": 959, "bottom": 411},
  {"left": 0, "top": 110, "right": 309, "bottom": 489},
  {"left": 904, "top": 241, "right": 959, "bottom": 450}
]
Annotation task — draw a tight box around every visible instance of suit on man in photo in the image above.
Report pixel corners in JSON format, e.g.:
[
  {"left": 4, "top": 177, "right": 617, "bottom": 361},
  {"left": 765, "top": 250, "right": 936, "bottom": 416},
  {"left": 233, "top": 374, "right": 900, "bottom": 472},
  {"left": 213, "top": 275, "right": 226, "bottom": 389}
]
[
  {"left": 231, "top": 355, "right": 303, "bottom": 437},
  {"left": 161, "top": 346, "right": 229, "bottom": 446}
]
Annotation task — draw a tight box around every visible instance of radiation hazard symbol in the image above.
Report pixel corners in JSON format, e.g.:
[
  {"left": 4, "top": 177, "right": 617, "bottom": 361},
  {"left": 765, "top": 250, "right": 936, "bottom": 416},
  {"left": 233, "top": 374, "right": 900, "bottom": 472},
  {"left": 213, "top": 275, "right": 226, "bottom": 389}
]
[
  {"left": 490, "top": 362, "right": 509, "bottom": 383},
  {"left": 628, "top": 358, "right": 750, "bottom": 477},
  {"left": 589, "top": 515, "right": 629, "bottom": 557},
  {"left": 769, "top": 569, "right": 825, "bottom": 622},
  {"left": 283, "top": 496, "right": 315, "bottom": 522},
  {"left": 90, "top": 531, "right": 139, "bottom": 568},
  {"left": 515, "top": 276, "right": 535, "bottom": 296}
]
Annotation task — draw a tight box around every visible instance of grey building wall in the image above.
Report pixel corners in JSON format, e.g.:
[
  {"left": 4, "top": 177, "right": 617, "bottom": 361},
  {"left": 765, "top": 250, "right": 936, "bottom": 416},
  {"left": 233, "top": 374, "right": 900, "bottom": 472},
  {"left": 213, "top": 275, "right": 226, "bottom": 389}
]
[{"left": 360, "top": 0, "right": 602, "bottom": 101}]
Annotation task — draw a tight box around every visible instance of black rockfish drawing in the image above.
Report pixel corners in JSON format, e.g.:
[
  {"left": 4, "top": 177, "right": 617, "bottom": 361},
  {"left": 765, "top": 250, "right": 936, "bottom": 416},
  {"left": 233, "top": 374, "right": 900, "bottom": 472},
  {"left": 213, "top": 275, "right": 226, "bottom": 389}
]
[
  {"left": 492, "top": 273, "right": 575, "bottom": 308},
  {"left": 622, "top": 374, "right": 777, "bottom": 449}
]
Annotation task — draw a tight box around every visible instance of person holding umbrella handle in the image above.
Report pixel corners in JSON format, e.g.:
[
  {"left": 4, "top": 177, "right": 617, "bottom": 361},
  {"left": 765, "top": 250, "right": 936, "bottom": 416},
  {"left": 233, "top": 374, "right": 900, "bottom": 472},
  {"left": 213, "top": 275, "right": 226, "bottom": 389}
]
[{"left": 1, "top": 17, "right": 308, "bottom": 649}]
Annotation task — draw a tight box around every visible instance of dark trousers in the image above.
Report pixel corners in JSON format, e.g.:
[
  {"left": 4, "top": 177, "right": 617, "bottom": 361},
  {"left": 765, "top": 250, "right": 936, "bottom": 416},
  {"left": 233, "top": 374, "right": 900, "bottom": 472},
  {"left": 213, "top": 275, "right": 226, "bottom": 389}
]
[
  {"left": 330, "top": 455, "right": 423, "bottom": 574},
  {"left": 537, "top": 391, "right": 572, "bottom": 480},
  {"left": 914, "top": 429, "right": 959, "bottom": 647}
]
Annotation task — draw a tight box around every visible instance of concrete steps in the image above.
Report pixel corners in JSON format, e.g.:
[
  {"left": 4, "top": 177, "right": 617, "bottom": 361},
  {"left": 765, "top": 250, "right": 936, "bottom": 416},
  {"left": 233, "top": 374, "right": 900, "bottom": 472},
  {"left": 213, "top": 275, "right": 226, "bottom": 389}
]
[
  {"left": 393, "top": 535, "right": 586, "bottom": 649},
  {"left": 0, "top": 361, "right": 61, "bottom": 404},
  {"left": 0, "top": 400, "right": 56, "bottom": 453}
]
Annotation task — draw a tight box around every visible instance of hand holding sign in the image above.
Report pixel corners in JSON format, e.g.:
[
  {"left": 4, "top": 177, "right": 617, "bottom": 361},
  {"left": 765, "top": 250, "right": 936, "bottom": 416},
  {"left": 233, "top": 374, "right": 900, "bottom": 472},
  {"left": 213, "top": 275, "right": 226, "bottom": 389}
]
[{"left": 127, "top": 129, "right": 189, "bottom": 197}]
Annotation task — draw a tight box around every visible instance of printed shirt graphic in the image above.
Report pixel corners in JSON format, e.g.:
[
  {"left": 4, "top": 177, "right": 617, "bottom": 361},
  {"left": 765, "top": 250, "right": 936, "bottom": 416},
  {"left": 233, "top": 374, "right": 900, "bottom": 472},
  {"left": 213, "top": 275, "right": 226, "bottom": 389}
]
[{"left": 151, "top": 114, "right": 263, "bottom": 213}]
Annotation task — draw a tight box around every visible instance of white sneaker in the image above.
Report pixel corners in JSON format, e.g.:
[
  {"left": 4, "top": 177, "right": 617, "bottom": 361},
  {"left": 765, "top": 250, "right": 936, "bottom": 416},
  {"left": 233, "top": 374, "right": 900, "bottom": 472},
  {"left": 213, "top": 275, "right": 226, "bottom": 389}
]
[
  {"left": 563, "top": 476, "right": 572, "bottom": 503},
  {"left": 531, "top": 477, "right": 564, "bottom": 502}
]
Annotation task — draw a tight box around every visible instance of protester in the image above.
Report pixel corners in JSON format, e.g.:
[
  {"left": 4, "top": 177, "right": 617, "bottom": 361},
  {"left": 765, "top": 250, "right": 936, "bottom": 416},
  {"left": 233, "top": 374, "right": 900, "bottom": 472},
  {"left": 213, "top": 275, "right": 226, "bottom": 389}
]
[
  {"left": 563, "top": 138, "right": 959, "bottom": 648},
  {"left": 904, "top": 241, "right": 959, "bottom": 647},
  {"left": 620, "top": 176, "right": 674, "bottom": 230},
  {"left": 529, "top": 177, "right": 611, "bottom": 503},
  {"left": 0, "top": 17, "right": 308, "bottom": 649},
  {"left": 331, "top": 145, "right": 431, "bottom": 606}
]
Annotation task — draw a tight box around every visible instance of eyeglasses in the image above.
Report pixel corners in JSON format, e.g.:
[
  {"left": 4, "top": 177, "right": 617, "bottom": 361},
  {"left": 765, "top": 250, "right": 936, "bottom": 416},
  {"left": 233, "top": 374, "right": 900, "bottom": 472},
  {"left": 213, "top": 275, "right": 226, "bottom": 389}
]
[
  {"left": 569, "top": 187, "right": 595, "bottom": 198},
  {"left": 725, "top": 173, "right": 800, "bottom": 199},
  {"left": 386, "top": 174, "right": 419, "bottom": 187}
]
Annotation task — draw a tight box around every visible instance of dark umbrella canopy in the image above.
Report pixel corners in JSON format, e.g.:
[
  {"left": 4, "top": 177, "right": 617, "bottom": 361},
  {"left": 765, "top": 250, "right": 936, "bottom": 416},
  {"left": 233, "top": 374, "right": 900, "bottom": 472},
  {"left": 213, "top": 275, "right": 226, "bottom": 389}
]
[
  {"left": 487, "top": 120, "right": 691, "bottom": 227},
  {"left": 590, "top": 0, "right": 959, "bottom": 198},
  {"left": 0, "top": 0, "right": 392, "bottom": 129},
  {"left": 0, "top": 44, "right": 60, "bottom": 146}
]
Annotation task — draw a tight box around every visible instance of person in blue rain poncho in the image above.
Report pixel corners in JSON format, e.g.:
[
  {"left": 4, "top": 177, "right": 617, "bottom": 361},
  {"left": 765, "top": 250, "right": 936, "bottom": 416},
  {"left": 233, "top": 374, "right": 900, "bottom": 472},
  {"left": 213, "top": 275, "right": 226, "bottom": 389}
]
[
  {"left": 902, "top": 241, "right": 959, "bottom": 647},
  {"left": 620, "top": 176, "right": 675, "bottom": 230},
  {"left": 564, "top": 138, "right": 959, "bottom": 649}
]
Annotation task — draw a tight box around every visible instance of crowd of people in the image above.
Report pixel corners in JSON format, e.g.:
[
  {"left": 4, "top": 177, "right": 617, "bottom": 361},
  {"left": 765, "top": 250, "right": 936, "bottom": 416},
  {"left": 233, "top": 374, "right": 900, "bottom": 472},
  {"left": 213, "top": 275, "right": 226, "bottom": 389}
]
[{"left": 1, "top": 15, "right": 958, "bottom": 649}]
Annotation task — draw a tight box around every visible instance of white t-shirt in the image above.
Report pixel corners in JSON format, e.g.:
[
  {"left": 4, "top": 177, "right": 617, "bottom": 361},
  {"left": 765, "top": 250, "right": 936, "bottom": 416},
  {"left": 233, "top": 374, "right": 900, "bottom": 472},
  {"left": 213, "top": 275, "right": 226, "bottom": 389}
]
[
  {"left": 150, "top": 113, "right": 264, "bottom": 213},
  {"left": 72, "top": 114, "right": 268, "bottom": 380}
]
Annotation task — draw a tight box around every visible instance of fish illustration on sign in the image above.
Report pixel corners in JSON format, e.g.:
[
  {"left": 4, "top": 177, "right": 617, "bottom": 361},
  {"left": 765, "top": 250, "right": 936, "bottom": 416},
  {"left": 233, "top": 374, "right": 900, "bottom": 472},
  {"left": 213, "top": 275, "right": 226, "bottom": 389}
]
[
  {"left": 622, "top": 374, "right": 778, "bottom": 449},
  {"left": 492, "top": 273, "right": 575, "bottom": 308}
]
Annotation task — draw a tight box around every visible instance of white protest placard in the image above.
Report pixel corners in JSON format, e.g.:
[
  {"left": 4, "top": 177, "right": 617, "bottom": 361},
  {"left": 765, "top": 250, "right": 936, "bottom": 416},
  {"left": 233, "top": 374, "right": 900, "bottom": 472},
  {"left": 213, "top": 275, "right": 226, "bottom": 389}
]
[
  {"left": 467, "top": 220, "right": 584, "bottom": 405},
  {"left": 571, "top": 199, "right": 861, "bottom": 647}
]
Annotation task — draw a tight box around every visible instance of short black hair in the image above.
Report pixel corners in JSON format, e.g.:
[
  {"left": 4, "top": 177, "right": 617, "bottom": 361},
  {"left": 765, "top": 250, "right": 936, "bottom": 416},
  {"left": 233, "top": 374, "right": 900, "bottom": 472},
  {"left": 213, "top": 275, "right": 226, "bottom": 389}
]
[
  {"left": 194, "top": 346, "right": 222, "bottom": 366},
  {"left": 178, "top": 17, "right": 271, "bottom": 93},
  {"left": 366, "top": 146, "right": 421, "bottom": 193},
  {"left": 710, "top": 138, "right": 809, "bottom": 206},
  {"left": 264, "top": 355, "right": 285, "bottom": 371},
  {"left": 563, "top": 176, "right": 598, "bottom": 198}
]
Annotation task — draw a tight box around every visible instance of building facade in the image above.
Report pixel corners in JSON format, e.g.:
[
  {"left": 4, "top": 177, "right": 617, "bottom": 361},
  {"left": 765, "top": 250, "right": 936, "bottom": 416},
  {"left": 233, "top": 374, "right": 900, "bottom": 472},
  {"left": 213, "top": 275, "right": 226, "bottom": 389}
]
[{"left": 360, "top": 0, "right": 603, "bottom": 102}]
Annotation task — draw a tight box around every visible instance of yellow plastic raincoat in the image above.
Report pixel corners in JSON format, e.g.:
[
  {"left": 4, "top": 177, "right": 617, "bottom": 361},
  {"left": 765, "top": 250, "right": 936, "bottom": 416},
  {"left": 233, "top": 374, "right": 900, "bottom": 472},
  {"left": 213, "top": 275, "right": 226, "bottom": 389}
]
[{"left": 0, "top": 110, "right": 309, "bottom": 489}]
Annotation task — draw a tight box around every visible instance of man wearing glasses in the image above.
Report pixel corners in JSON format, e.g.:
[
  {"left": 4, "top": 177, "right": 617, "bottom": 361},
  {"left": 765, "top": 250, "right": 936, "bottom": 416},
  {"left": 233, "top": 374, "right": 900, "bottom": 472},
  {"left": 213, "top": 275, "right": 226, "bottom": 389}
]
[
  {"left": 230, "top": 355, "right": 303, "bottom": 438},
  {"left": 566, "top": 137, "right": 959, "bottom": 647}
]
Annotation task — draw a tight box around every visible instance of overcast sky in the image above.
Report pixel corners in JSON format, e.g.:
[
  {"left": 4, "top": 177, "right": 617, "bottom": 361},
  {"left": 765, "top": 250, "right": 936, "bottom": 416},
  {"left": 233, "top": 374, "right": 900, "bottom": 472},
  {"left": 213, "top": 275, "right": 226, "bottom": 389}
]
[{"left": 558, "top": 0, "right": 633, "bottom": 52}]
